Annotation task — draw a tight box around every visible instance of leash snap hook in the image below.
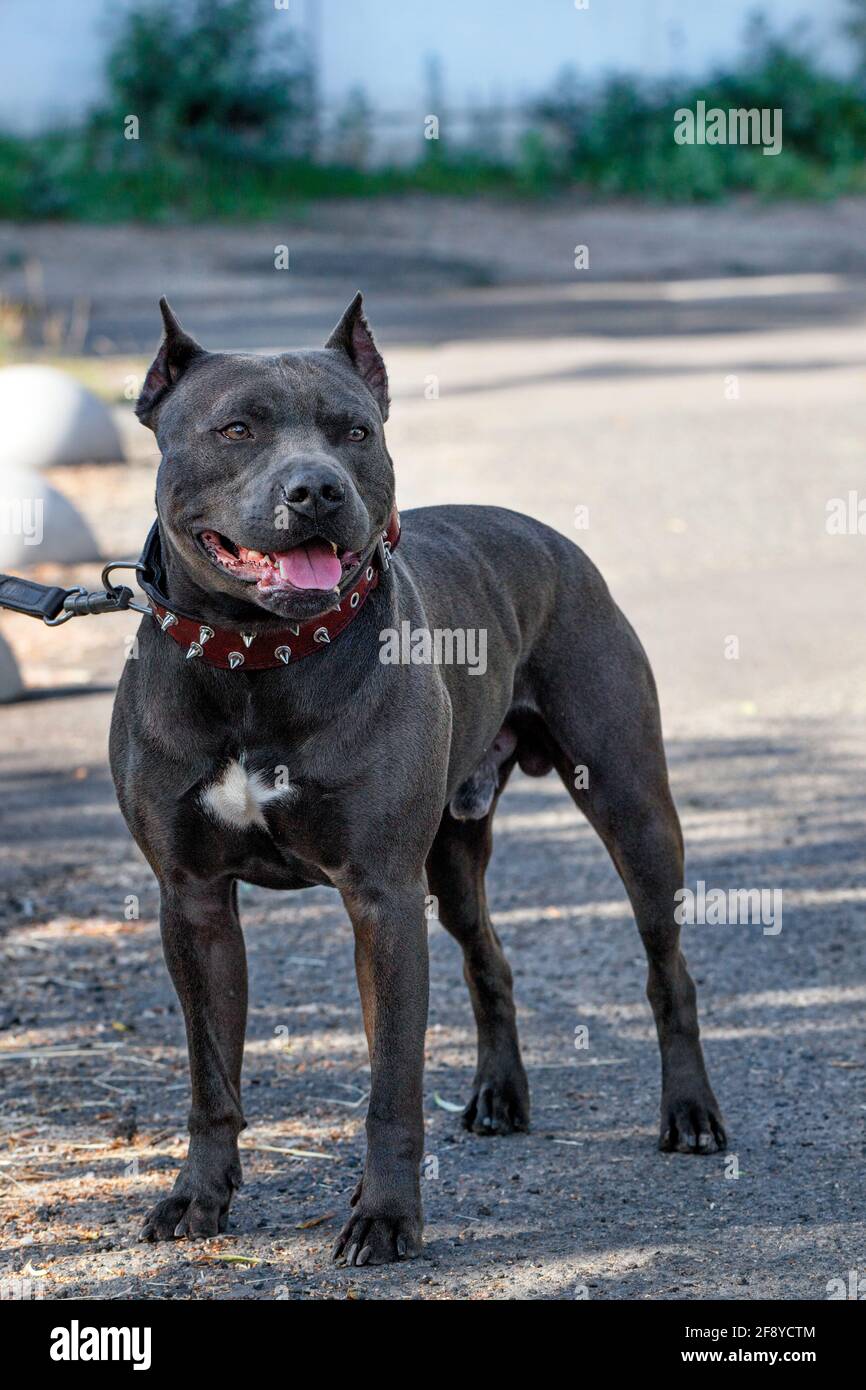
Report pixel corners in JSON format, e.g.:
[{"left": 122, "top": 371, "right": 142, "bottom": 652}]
[
  {"left": 42, "top": 560, "right": 151, "bottom": 625},
  {"left": 100, "top": 559, "right": 151, "bottom": 615},
  {"left": 42, "top": 586, "right": 87, "bottom": 626}
]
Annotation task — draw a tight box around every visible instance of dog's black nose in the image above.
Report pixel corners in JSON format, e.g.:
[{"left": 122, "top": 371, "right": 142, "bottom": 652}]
[{"left": 281, "top": 466, "right": 346, "bottom": 517}]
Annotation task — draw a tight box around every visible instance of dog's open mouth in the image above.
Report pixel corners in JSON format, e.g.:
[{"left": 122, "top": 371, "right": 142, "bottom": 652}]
[{"left": 199, "top": 530, "right": 359, "bottom": 593}]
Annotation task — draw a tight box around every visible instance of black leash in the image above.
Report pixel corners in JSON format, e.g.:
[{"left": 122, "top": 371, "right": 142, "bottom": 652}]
[{"left": 0, "top": 559, "right": 150, "bottom": 626}]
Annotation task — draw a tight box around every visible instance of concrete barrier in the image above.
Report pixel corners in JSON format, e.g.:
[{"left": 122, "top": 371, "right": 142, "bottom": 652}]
[
  {"left": 0, "top": 364, "right": 124, "bottom": 470},
  {"left": 0, "top": 469, "right": 100, "bottom": 569},
  {"left": 0, "top": 630, "right": 23, "bottom": 703}
]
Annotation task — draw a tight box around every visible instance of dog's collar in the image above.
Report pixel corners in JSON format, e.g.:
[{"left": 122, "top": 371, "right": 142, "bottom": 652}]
[{"left": 137, "top": 508, "right": 400, "bottom": 670}]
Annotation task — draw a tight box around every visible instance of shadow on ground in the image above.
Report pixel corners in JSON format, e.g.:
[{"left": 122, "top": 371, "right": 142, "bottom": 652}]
[{"left": 0, "top": 707, "right": 863, "bottom": 1299}]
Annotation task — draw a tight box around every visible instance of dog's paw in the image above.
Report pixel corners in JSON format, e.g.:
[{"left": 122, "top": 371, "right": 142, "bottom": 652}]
[
  {"left": 139, "top": 1189, "right": 231, "bottom": 1241},
  {"left": 463, "top": 1065, "right": 530, "bottom": 1137},
  {"left": 659, "top": 1091, "right": 726, "bottom": 1154},
  {"left": 333, "top": 1204, "right": 422, "bottom": 1267},
  {"left": 139, "top": 1148, "right": 240, "bottom": 1241}
]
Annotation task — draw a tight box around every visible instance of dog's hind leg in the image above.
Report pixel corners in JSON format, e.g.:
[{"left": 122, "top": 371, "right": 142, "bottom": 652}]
[
  {"left": 426, "top": 800, "right": 530, "bottom": 1135},
  {"left": 584, "top": 768, "right": 725, "bottom": 1153},
  {"left": 537, "top": 643, "right": 726, "bottom": 1154},
  {"left": 140, "top": 876, "right": 248, "bottom": 1240}
]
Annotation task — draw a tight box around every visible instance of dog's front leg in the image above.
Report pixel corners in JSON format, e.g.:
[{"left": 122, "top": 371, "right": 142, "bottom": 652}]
[
  {"left": 334, "top": 877, "right": 428, "bottom": 1266},
  {"left": 140, "top": 877, "right": 247, "bottom": 1241}
]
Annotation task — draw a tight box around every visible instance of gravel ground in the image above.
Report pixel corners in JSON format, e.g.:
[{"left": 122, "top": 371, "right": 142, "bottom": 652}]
[
  {"left": 1, "top": 202, "right": 864, "bottom": 1300},
  {"left": 0, "top": 694, "right": 863, "bottom": 1301}
]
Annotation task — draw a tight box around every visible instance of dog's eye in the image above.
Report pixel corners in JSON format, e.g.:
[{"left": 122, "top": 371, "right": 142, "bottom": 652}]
[
  {"left": 220, "top": 422, "right": 251, "bottom": 440},
  {"left": 347, "top": 426, "right": 368, "bottom": 442}
]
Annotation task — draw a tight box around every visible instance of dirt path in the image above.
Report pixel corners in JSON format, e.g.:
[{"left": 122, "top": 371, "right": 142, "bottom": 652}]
[{"left": 1, "top": 686, "right": 864, "bottom": 1300}]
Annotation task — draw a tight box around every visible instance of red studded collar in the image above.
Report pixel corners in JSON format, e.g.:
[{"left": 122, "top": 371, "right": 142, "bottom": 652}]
[{"left": 138, "top": 508, "right": 400, "bottom": 670}]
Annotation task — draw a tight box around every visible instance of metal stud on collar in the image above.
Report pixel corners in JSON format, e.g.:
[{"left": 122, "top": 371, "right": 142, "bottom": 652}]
[{"left": 141, "top": 506, "right": 401, "bottom": 672}]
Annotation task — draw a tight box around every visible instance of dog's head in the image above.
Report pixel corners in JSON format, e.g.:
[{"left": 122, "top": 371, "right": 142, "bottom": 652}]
[{"left": 137, "top": 293, "right": 394, "bottom": 622}]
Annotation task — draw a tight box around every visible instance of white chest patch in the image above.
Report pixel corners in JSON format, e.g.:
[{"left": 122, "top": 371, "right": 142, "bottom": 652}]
[{"left": 200, "top": 758, "right": 296, "bottom": 830}]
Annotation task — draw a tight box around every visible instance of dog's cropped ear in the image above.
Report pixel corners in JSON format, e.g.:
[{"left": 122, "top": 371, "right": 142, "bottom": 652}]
[
  {"left": 136, "top": 297, "right": 206, "bottom": 429},
  {"left": 325, "top": 291, "right": 389, "bottom": 421}
]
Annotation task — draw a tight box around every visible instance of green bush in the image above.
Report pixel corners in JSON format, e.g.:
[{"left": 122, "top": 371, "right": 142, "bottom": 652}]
[
  {"left": 0, "top": 2, "right": 864, "bottom": 218},
  {"left": 95, "top": 0, "right": 313, "bottom": 159},
  {"left": 528, "top": 19, "right": 866, "bottom": 202}
]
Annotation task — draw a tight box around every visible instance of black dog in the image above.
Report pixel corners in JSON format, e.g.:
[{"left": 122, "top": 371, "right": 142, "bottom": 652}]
[{"left": 110, "top": 294, "right": 725, "bottom": 1266}]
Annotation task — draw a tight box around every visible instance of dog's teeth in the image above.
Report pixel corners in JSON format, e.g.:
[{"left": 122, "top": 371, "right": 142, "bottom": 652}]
[
  {"left": 329, "top": 541, "right": 338, "bottom": 554},
  {"left": 245, "top": 549, "right": 264, "bottom": 561}
]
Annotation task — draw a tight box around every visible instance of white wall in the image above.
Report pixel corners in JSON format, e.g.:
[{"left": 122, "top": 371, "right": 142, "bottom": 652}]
[{"left": 0, "top": 0, "right": 854, "bottom": 135}]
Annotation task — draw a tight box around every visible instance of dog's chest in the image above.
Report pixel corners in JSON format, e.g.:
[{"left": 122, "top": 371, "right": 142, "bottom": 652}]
[{"left": 199, "top": 757, "right": 298, "bottom": 831}]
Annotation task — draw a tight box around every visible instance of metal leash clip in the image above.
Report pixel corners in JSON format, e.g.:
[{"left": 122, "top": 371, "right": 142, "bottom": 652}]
[
  {"left": 0, "top": 559, "right": 151, "bottom": 626},
  {"left": 44, "top": 560, "right": 152, "bottom": 625},
  {"left": 376, "top": 534, "right": 392, "bottom": 572},
  {"left": 99, "top": 560, "right": 152, "bottom": 616}
]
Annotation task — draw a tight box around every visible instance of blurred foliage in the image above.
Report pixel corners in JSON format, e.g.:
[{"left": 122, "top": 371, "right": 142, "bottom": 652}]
[
  {"left": 845, "top": 0, "right": 866, "bottom": 76},
  {"left": 530, "top": 15, "right": 866, "bottom": 202},
  {"left": 0, "top": 0, "right": 317, "bottom": 220},
  {"left": 0, "top": 2, "right": 864, "bottom": 219},
  {"left": 97, "top": 0, "right": 313, "bottom": 157}
]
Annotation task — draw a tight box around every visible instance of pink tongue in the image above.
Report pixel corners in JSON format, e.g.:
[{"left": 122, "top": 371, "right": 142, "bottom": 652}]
[{"left": 274, "top": 540, "right": 342, "bottom": 590}]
